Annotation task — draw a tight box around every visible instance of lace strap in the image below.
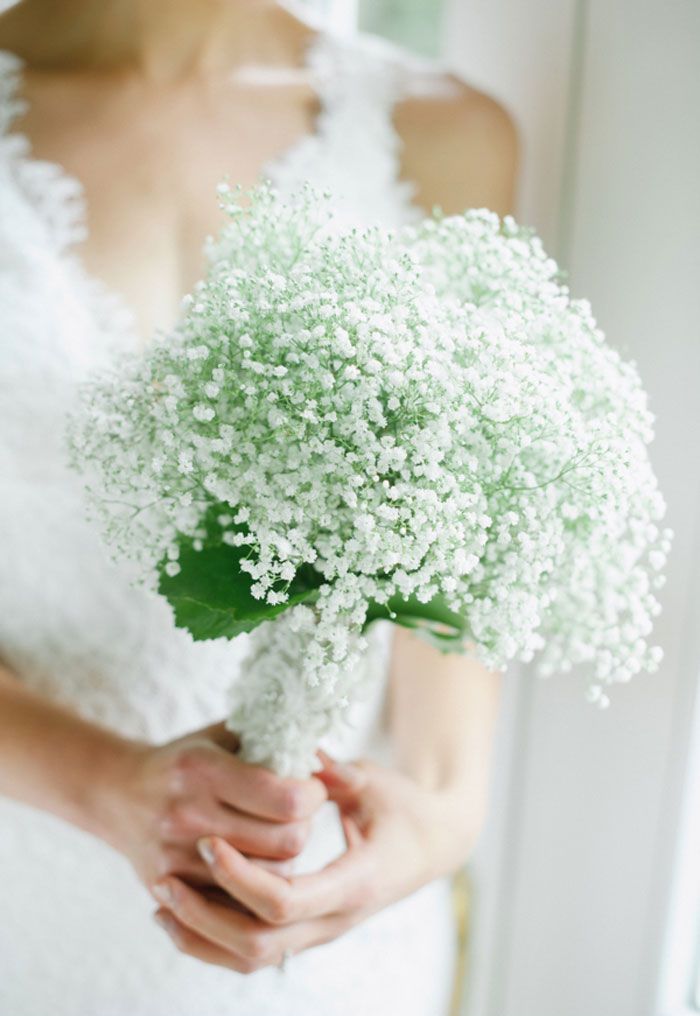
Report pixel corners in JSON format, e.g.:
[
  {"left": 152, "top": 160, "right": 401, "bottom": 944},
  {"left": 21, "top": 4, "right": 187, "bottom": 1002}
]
[
  {"left": 308, "top": 32, "right": 426, "bottom": 223},
  {"left": 305, "top": 31, "right": 417, "bottom": 116},
  {"left": 0, "top": 49, "right": 87, "bottom": 254},
  {"left": 265, "top": 31, "right": 433, "bottom": 227},
  {"left": 0, "top": 50, "right": 28, "bottom": 136}
]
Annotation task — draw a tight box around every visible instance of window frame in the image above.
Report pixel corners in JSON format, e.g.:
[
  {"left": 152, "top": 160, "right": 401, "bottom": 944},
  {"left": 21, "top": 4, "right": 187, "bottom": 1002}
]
[{"left": 654, "top": 667, "right": 700, "bottom": 1016}]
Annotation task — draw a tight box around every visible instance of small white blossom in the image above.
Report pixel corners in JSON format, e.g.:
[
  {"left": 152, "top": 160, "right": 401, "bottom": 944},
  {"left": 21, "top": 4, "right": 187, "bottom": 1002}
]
[
  {"left": 70, "top": 183, "right": 671, "bottom": 774},
  {"left": 193, "top": 403, "right": 215, "bottom": 422}
]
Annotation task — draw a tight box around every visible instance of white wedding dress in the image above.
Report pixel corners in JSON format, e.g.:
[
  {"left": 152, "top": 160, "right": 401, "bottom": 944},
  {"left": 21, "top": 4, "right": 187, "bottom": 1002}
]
[{"left": 0, "top": 30, "right": 457, "bottom": 1016}]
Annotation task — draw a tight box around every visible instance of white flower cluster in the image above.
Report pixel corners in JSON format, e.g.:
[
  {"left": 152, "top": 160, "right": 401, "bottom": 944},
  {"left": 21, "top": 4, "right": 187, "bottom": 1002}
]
[{"left": 72, "top": 183, "right": 670, "bottom": 771}]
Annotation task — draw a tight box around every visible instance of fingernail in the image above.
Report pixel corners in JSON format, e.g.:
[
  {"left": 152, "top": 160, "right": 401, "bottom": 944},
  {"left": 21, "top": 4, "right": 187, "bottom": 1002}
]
[
  {"left": 318, "top": 750, "right": 363, "bottom": 789},
  {"left": 197, "top": 837, "right": 216, "bottom": 866},
  {"left": 152, "top": 881, "right": 175, "bottom": 907},
  {"left": 153, "top": 911, "right": 174, "bottom": 931}
]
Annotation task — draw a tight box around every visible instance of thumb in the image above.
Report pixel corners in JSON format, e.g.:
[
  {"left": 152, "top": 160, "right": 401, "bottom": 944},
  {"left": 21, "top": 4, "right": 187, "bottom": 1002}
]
[{"left": 315, "top": 750, "right": 368, "bottom": 797}]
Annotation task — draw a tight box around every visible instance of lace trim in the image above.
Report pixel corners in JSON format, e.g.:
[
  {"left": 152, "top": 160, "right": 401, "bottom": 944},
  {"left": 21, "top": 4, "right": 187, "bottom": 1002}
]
[
  {"left": 0, "top": 32, "right": 426, "bottom": 355},
  {"left": 263, "top": 31, "right": 424, "bottom": 228},
  {"left": 0, "top": 49, "right": 139, "bottom": 368},
  {"left": 0, "top": 50, "right": 87, "bottom": 253}
]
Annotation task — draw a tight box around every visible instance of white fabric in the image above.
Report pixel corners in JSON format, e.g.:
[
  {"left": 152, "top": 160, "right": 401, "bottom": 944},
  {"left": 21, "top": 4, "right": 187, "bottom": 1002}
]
[{"left": 0, "top": 31, "right": 456, "bottom": 1016}]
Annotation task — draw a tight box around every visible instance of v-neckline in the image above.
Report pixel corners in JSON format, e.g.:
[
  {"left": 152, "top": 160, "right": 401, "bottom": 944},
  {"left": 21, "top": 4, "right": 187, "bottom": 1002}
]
[{"left": 0, "top": 32, "right": 334, "bottom": 348}]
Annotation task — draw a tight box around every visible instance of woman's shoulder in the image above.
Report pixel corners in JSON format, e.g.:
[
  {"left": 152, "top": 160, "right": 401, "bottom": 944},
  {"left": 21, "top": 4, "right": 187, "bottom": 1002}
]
[
  {"left": 395, "top": 68, "right": 520, "bottom": 216},
  {"left": 314, "top": 28, "right": 519, "bottom": 216}
]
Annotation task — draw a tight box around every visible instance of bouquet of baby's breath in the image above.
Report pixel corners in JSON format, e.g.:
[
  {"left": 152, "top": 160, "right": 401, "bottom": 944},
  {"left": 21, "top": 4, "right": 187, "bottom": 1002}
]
[{"left": 70, "top": 183, "right": 670, "bottom": 776}]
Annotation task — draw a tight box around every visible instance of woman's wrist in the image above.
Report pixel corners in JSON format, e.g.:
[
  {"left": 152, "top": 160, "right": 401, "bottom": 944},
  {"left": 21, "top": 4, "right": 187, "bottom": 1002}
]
[
  {"left": 0, "top": 665, "right": 149, "bottom": 850},
  {"left": 390, "top": 756, "right": 492, "bottom": 877},
  {"left": 389, "top": 752, "right": 486, "bottom": 878},
  {"left": 424, "top": 780, "right": 486, "bottom": 878},
  {"left": 74, "top": 730, "right": 148, "bottom": 851}
]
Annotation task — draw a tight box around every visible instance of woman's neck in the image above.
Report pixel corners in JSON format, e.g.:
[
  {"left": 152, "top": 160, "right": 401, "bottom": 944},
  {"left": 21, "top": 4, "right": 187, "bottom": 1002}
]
[{"left": 0, "top": 0, "right": 309, "bottom": 81}]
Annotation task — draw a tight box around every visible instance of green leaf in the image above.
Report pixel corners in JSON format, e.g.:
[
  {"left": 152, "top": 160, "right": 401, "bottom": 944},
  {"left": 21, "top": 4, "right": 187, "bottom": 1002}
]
[
  {"left": 159, "top": 507, "right": 469, "bottom": 651},
  {"left": 158, "top": 513, "right": 321, "bottom": 641},
  {"left": 365, "top": 592, "right": 468, "bottom": 649}
]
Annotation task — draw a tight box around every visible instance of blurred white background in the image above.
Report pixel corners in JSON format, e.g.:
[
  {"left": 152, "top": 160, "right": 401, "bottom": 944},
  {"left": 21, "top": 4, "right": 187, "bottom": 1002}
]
[
  {"left": 315, "top": 2, "right": 700, "bottom": 1015},
  {"left": 442, "top": 5, "right": 700, "bottom": 1016},
  {"left": 2, "top": 0, "right": 698, "bottom": 1013}
]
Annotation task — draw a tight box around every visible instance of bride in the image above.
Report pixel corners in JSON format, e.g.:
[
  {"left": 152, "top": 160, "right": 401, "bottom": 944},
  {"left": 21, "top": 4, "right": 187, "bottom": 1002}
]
[{"left": 0, "top": 1, "right": 516, "bottom": 1013}]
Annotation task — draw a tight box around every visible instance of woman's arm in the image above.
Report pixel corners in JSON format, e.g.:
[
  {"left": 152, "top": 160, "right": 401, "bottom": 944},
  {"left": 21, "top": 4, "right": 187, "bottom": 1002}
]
[
  {"left": 0, "top": 663, "right": 326, "bottom": 885},
  {"left": 387, "top": 628, "right": 502, "bottom": 863},
  {"left": 385, "top": 73, "right": 519, "bottom": 844},
  {"left": 0, "top": 663, "right": 141, "bottom": 843}
]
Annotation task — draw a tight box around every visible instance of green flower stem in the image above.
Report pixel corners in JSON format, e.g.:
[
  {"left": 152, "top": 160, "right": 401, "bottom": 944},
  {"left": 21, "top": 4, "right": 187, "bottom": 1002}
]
[{"left": 365, "top": 592, "right": 467, "bottom": 641}]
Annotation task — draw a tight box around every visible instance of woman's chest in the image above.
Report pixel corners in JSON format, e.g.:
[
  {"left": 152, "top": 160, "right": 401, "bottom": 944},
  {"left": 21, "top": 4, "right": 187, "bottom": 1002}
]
[{"left": 16, "top": 69, "right": 319, "bottom": 338}]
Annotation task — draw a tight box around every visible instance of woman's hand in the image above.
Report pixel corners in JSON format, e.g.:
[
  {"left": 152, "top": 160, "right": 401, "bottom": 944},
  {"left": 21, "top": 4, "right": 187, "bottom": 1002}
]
[
  {"left": 149, "top": 752, "right": 481, "bottom": 973},
  {"left": 0, "top": 667, "right": 327, "bottom": 890},
  {"left": 102, "top": 722, "right": 328, "bottom": 891}
]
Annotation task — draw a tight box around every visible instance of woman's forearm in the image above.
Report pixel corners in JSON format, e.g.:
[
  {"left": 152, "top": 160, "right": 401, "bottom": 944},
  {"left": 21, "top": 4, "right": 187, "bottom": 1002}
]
[
  {"left": 387, "top": 627, "right": 502, "bottom": 854},
  {"left": 0, "top": 663, "right": 141, "bottom": 843}
]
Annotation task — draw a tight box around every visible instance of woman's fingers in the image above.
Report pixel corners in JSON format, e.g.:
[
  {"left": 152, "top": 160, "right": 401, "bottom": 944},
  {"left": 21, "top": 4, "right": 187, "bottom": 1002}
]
[
  {"left": 152, "top": 878, "right": 347, "bottom": 967},
  {"left": 160, "top": 791, "right": 315, "bottom": 860},
  {"left": 248, "top": 857, "right": 296, "bottom": 877},
  {"left": 205, "top": 749, "right": 328, "bottom": 822},
  {"left": 339, "top": 811, "right": 364, "bottom": 851},
  {"left": 149, "top": 842, "right": 214, "bottom": 884},
  {"left": 214, "top": 809, "right": 312, "bottom": 860},
  {"left": 154, "top": 909, "right": 260, "bottom": 974},
  {"left": 153, "top": 878, "right": 265, "bottom": 956},
  {"left": 197, "top": 835, "right": 376, "bottom": 925},
  {"left": 196, "top": 839, "right": 297, "bottom": 923}
]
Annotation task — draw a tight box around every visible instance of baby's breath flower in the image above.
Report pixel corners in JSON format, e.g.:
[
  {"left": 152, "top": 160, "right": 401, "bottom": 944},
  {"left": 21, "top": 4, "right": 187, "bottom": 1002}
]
[{"left": 70, "top": 183, "right": 671, "bottom": 773}]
